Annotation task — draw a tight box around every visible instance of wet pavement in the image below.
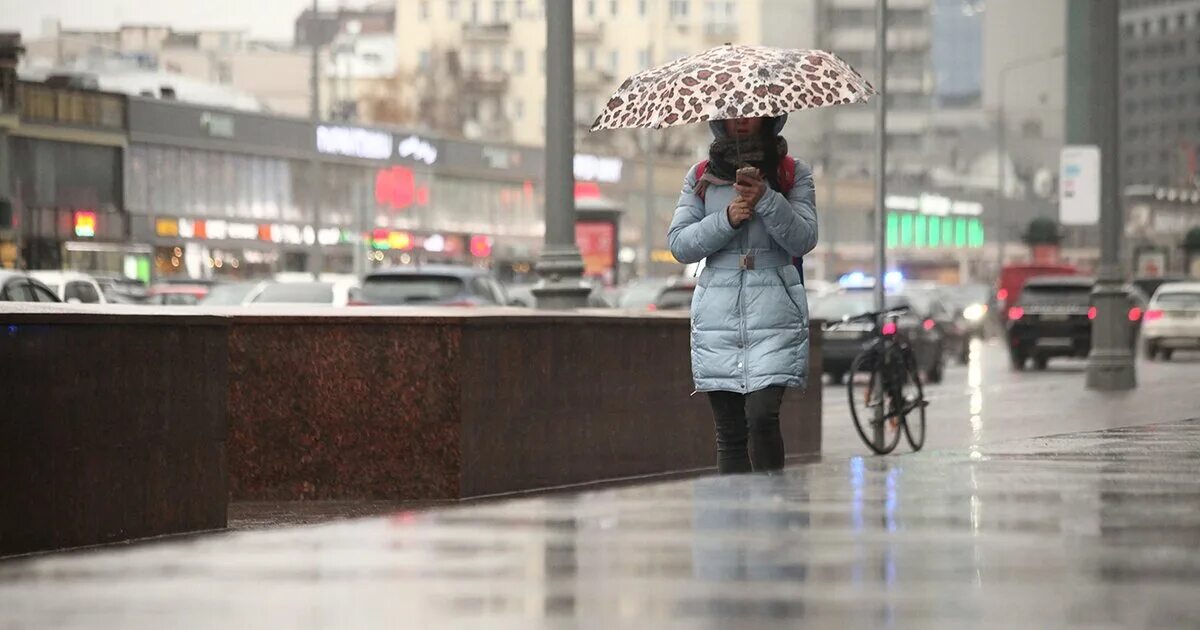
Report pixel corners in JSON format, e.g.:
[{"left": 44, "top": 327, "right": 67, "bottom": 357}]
[
  {"left": 3, "top": 417, "right": 1199, "bottom": 628},
  {"left": 821, "top": 340, "right": 1200, "bottom": 456}
]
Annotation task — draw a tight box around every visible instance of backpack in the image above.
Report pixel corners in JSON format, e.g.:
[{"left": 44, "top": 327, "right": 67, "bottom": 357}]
[{"left": 694, "top": 156, "right": 805, "bottom": 286}]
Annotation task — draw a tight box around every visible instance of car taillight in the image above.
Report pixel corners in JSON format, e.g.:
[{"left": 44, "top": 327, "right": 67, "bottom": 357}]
[
  {"left": 1145, "top": 309, "right": 1164, "bottom": 321},
  {"left": 881, "top": 321, "right": 898, "bottom": 336},
  {"left": 1128, "top": 306, "right": 1143, "bottom": 322},
  {"left": 1087, "top": 306, "right": 1097, "bottom": 320},
  {"left": 922, "top": 319, "right": 936, "bottom": 331},
  {"left": 997, "top": 288, "right": 1009, "bottom": 302},
  {"left": 445, "top": 300, "right": 477, "bottom": 307},
  {"left": 1007, "top": 306, "right": 1024, "bottom": 321},
  {"left": 647, "top": 303, "right": 658, "bottom": 312},
  {"left": 347, "top": 299, "right": 370, "bottom": 307}
]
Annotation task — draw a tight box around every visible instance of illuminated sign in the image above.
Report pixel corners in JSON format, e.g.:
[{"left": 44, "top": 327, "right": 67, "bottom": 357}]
[
  {"left": 575, "top": 221, "right": 616, "bottom": 281},
  {"left": 375, "top": 166, "right": 418, "bottom": 210},
  {"left": 887, "top": 212, "right": 985, "bottom": 249},
  {"left": 372, "top": 229, "right": 414, "bottom": 251},
  {"left": 74, "top": 211, "right": 96, "bottom": 238},
  {"left": 397, "top": 135, "right": 438, "bottom": 164},
  {"left": 155, "top": 218, "right": 179, "bottom": 237},
  {"left": 574, "top": 154, "right": 623, "bottom": 183},
  {"left": 886, "top": 194, "right": 983, "bottom": 217},
  {"left": 317, "top": 125, "right": 393, "bottom": 160}
]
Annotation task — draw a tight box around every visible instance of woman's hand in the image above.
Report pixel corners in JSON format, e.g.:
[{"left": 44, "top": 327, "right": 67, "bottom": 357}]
[
  {"left": 727, "top": 197, "right": 753, "bottom": 228},
  {"left": 734, "top": 168, "right": 767, "bottom": 207}
]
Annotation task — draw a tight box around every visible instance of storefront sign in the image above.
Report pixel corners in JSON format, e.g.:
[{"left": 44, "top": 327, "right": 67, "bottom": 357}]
[
  {"left": 574, "top": 154, "right": 623, "bottom": 183},
  {"left": 317, "top": 227, "right": 342, "bottom": 246},
  {"left": 886, "top": 194, "right": 983, "bottom": 217},
  {"left": 397, "top": 135, "right": 438, "bottom": 165},
  {"left": 74, "top": 211, "right": 97, "bottom": 238},
  {"left": 200, "top": 112, "right": 235, "bottom": 138},
  {"left": 1060, "top": 145, "right": 1101, "bottom": 225},
  {"left": 575, "top": 220, "right": 616, "bottom": 282},
  {"left": 155, "top": 218, "right": 180, "bottom": 237},
  {"left": 316, "top": 125, "right": 393, "bottom": 160}
]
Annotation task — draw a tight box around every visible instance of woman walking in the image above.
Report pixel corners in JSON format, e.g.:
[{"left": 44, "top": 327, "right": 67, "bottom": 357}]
[{"left": 667, "top": 115, "right": 818, "bottom": 474}]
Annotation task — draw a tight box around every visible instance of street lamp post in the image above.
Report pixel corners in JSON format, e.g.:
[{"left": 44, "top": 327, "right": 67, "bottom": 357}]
[
  {"left": 533, "top": 0, "right": 590, "bottom": 308},
  {"left": 1081, "top": 0, "right": 1136, "bottom": 390},
  {"left": 872, "top": 0, "right": 888, "bottom": 451},
  {"left": 994, "top": 48, "right": 1065, "bottom": 275}
]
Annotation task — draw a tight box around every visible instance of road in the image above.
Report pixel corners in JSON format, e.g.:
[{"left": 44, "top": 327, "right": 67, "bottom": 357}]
[{"left": 819, "top": 337, "right": 1200, "bottom": 456}]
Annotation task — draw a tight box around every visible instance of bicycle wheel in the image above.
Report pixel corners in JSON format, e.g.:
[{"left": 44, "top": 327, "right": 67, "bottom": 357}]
[
  {"left": 847, "top": 349, "right": 902, "bottom": 455},
  {"left": 898, "top": 345, "right": 927, "bottom": 452}
]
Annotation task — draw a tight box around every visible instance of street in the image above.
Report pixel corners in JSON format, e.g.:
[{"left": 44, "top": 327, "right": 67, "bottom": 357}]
[{"left": 820, "top": 339, "right": 1200, "bottom": 456}]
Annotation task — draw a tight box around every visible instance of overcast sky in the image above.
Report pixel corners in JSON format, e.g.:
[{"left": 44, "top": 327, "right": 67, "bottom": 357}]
[{"left": 0, "top": 0, "right": 373, "bottom": 42}]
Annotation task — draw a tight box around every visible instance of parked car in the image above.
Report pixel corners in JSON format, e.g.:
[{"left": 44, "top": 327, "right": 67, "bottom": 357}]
[
  {"left": 1132, "top": 275, "right": 1186, "bottom": 301},
  {"left": 904, "top": 283, "right": 964, "bottom": 366},
  {"left": 0, "top": 271, "right": 61, "bottom": 302},
  {"left": 812, "top": 289, "right": 945, "bottom": 385},
  {"left": 1005, "top": 276, "right": 1144, "bottom": 370},
  {"left": 618, "top": 277, "right": 696, "bottom": 311},
  {"left": 246, "top": 279, "right": 360, "bottom": 307},
  {"left": 145, "top": 284, "right": 209, "bottom": 306},
  {"left": 26, "top": 271, "right": 106, "bottom": 304},
  {"left": 356, "top": 266, "right": 506, "bottom": 307},
  {"left": 92, "top": 274, "right": 148, "bottom": 303},
  {"left": 198, "top": 281, "right": 263, "bottom": 306},
  {"left": 1142, "top": 282, "right": 1200, "bottom": 361}
]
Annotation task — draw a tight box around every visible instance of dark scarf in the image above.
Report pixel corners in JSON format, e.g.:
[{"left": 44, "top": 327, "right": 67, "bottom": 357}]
[{"left": 705, "top": 128, "right": 788, "bottom": 191}]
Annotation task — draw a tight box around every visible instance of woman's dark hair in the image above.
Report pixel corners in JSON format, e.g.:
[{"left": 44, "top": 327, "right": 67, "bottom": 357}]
[{"left": 758, "top": 119, "right": 784, "bottom": 191}]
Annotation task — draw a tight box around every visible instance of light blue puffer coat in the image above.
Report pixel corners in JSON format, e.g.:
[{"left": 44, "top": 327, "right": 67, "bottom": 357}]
[{"left": 667, "top": 116, "right": 818, "bottom": 393}]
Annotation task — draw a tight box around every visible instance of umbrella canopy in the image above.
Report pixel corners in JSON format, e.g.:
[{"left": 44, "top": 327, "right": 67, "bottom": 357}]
[{"left": 590, "top": 44, "right": 876, "bottom": 132}]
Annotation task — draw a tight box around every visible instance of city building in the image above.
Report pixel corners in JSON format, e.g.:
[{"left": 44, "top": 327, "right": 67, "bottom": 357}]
[
  {"left": 799, "top": 0, "right": 935, "bottom": 180},
  {"left": 390, "top": 0, "right": 786, "bottom": 150},
  {"left": 19, "top": 21, "right": 311, "bottom": 116},
  {"left": 1119, "top": 0, "right": 1200, "bottom": 188},
  {"left": 931, "top": 0, "right": 983, "bottom": 107}
]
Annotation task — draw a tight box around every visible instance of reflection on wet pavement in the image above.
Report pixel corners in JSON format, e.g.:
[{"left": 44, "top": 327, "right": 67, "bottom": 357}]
[
  {"left": 3, "top": 420, "right": 1199, "bottom": 628},
  {"left": 822, "top": 340, "right": 1200, "bottom": 456}
]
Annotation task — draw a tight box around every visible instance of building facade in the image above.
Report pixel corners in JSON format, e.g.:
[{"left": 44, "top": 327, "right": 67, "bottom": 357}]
[
  {"left": 1119, "top": 0, "right": 1200, "bottom": 188},
  {"left": 391, "top": 0, "right": 772, "bottom": 149}
]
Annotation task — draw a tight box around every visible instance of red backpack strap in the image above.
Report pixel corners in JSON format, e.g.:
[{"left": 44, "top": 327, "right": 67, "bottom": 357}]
[
  {"left": 778, "top": 156, "right": 797, "bottom": 195},
  {"left": 694, "top": 160, "right": 710, "bottom": 200}
]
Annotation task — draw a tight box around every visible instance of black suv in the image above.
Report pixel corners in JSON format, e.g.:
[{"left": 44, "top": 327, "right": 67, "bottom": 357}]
[{"left": 1005, "top": 276, "right": 1145, "bottom": 370}]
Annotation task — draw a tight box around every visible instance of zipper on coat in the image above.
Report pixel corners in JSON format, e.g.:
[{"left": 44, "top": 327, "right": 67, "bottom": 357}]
[{"left": 739, "top": 267, "right": 748, "bottom": 393}]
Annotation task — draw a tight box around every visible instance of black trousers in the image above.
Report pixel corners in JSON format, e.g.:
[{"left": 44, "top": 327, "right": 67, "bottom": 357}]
[{"left": 706, "top": 386, "right": 786, "bottom": 474}]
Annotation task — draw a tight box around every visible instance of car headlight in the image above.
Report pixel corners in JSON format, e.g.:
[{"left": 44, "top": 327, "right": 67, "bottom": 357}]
[{"left": 962, "top": 303, "right": 987, "bottom": 322}]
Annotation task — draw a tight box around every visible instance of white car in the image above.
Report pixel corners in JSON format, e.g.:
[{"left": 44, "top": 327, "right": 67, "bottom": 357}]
[
  {"left": 1142, "top": 282, "right": 1200, "bottom": 361},
  {"left": 26, "top": 271, "right": 107, "bottom": 304},
  {"left": 245, "top": 278, "right": 360, "bottom": 307}
]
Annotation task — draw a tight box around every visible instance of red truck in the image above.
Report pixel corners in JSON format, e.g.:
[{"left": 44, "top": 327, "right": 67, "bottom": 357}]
[{"left": 994, "top": 264, "right": 1080, "bottom": 314}]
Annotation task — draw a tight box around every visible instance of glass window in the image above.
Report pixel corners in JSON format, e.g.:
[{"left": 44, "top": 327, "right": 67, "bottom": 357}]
[
  {"left": 587, "top": 0, "right": 596, "bottom": 17},
  {"left": 251, "top": 282, "right": 335, "bottom": 304},
  {"left": 31, "top": 283, "right": 59, "bottom": 302},
  {"left": 449, "top": 0, "right": 459, "bottom": 19},
  {"left": 670, "top": 0, "right": 688, "bottom": 19},
  {"left": 160, "top": 147, "right": 180, "bottom": 214},
  {"left": 65, "top": 281, "right": 100, "bottom": 303},
  {"left": 177, "top": 149, "right": 195, "bottom": 216},
  {"left": 609, "top": 49, "right": 619, "bottom": 72},
  {"left": 494, "top": 0, "right": 505, "bottom": 21},
  {"left": 513, "top": 49, "right": 525, "bottom": 74},
  {"left": 2, "top": 280, "right": 33, "bottom": 301},
  {"left": 420, "top": 0, "right": 430, "bottom": 19},
  {"left": 361, "top": 275, "right": 466, "bottom": 305},
  {"left": 610, "top": 0, "right": 618, "bottom": 15},
  {"left": 491, "top": 48, "right": 504, "bottom": 72},
  {"left": 127, "top": 145, "right": 149, "bottom": 211}
]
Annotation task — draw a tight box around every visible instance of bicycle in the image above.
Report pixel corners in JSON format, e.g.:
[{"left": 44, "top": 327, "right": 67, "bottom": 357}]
[{"left": 833, "top": 307, "right": 928, "bottom": 455}]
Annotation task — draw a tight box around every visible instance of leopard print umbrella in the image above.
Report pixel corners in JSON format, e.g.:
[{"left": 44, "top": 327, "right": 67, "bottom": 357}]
[{"left": 590, "top": 44, "right": 876, "bottom": 132}]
